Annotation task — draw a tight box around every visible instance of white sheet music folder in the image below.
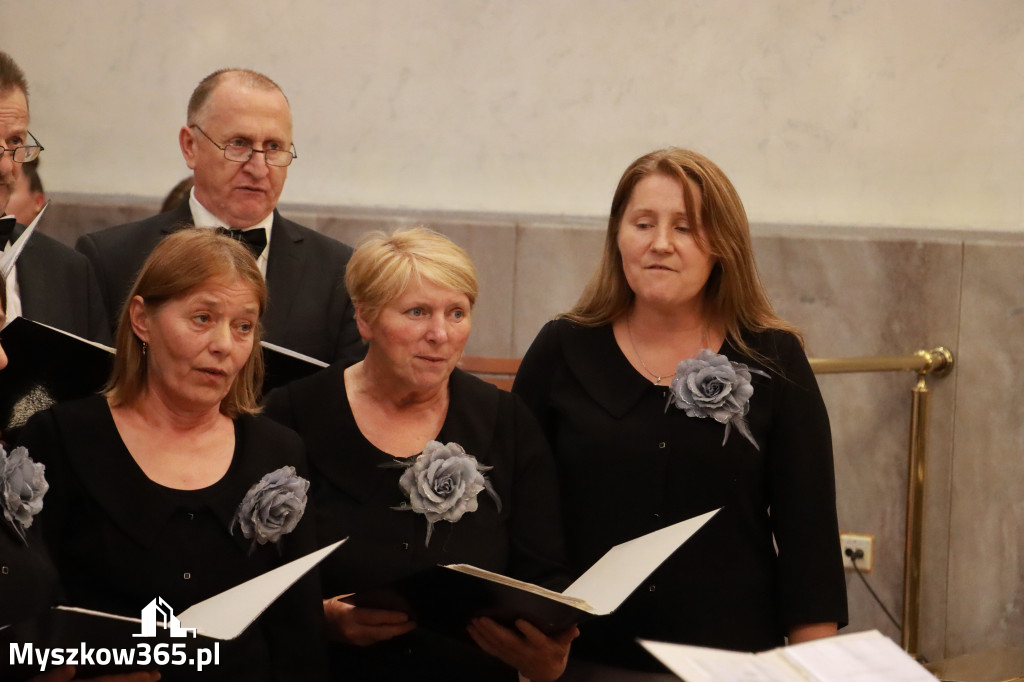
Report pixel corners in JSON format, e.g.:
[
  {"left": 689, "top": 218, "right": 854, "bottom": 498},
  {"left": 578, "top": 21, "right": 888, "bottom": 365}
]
[
  {"left": 177, "top": 538, "right": 345, "bottom": 639},
  {"left": 563, "top": 508, "right": 719, "bottom": 615},
  {"left": 639, "top": 629, "right": 938, "bottom": 682},
  {"left": 50, "top": 538, "right": 345, "bottom": 642}
]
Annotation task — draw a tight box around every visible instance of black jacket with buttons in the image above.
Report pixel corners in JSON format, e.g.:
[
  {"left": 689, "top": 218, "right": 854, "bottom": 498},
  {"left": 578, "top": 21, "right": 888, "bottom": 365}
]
[
  {"left": 17, "top": 396, "right": 327, "bottom": 681},
  {"left": 513, "top": 319, "right": 848, "bottom": 670}
]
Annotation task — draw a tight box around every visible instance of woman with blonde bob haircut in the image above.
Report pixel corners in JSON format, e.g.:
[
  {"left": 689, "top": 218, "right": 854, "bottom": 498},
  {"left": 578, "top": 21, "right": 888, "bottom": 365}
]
[
  {"left": 514, "top": 149, "right": 847, "bottom": 672},
  {"left": 19, "top": 228, "right": 327, "bottom": 680},
  {"left": 344, "top": 226, "right": 478, "bottom": 325},
  {"left": 266, "top": 226, "right": 577, "bottom": 682}
]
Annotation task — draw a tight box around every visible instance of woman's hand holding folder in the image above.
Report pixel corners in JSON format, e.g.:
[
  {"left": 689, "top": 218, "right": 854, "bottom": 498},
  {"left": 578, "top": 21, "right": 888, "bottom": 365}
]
[
  {"left": 467, "top": 616, "right": 579, "bottom": 682},
  {"left": 323, "top": 596, "right": 416, "bottom": 647}
]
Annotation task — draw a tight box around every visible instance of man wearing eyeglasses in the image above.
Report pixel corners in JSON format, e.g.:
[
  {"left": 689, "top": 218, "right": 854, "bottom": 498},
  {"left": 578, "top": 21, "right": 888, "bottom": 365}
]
[
  {"left": 77, "top": 68, "right": 362, "bottom": 365},
  {"left": 0, "top": 51, "right": 110, "bottom": 343}
]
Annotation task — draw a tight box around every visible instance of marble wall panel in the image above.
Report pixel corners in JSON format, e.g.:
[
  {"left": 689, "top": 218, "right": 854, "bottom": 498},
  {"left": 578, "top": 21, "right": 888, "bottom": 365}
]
[
  {"left": 752, "top": 232, "right": 964, "bottom": 356},
  {"left": 316, "top": 210, "right": 518, "bottom": 357},
  {"left": 946, "top": 242, "right": 1024, "bottom": 656},
  {"left": 512, "top": 218, "right": 605, "bottom": 355},
  {"left": 753, "top": 233, "right": 963, "bottom": 660},
  {"left": 44, "top": 194, "right": 159, "bottom": 247}
]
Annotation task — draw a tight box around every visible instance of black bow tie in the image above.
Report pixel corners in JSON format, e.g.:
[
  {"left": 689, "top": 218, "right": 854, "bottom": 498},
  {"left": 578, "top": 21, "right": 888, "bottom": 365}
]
[
  {"left": 0, "top": 216, "right": 16, "bottom": 249},
  {"left": 219, "top": 227, "right": 267, "bottom": 259}
]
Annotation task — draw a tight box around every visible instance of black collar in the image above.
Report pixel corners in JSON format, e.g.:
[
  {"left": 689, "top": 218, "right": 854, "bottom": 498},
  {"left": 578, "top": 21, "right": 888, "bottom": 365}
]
[
  {"left": 557, "top": 321, "right": 654, "bottom": 418},
  {"left": 555, "top": 320, "right": 745, "bottom": 418},
  {"left": 301, "top": 366, "right": 500, "bottom": 504},
  {"left": 51, "top": 396, "right": 263, "bottom": 554}
]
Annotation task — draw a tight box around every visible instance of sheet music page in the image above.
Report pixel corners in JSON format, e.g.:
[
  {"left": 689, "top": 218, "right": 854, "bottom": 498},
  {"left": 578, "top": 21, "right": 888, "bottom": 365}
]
[
  {"left": 639, "top": 640, "right": 803, "bottom": 682},
  {"left": 54, "top": 606, "right": 144, "bottom": 627},
  {"left": 260, "top": 341, "right": 329, "bottom": 367},
  {"left": 563, "top": 508, "right": 719, "bottom": 615},
  {"left": 178, "top": 539, "right": 344, "bottom": 639},
  {"left": 781, "top": 630, "right": 936, "bottom": 682}
]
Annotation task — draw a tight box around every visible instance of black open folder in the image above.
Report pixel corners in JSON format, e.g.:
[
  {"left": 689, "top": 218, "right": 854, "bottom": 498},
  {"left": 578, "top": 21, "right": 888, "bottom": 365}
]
[
  {"left": 0, "top": 317, "right": 114, "bottom": 438},
  {"left": 345, "top": 509, "right": 719, "bottom": 636},
  {"left": 260, "top": 341, "right": 328, "bottom": 393}
]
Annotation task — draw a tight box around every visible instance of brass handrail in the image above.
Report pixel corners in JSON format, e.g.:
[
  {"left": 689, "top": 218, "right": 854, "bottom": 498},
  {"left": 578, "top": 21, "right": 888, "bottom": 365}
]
[
  {"left": 809, "top": 346, "right": 954, "bottom": 657},
  {"left": 809, "top": 348, "right": 954, "bottom": 376}
]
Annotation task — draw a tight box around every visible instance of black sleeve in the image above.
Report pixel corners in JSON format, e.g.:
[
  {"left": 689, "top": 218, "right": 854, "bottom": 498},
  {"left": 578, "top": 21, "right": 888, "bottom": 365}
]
[
  {"left": 14, "top": 409, "right": 74, "bottom": 572},
  {"left": 511, "top": 320, "right": 561, "bottom": 444},
  {"left": 1, "top": 412, "right": 65, "bottom": 631},
  {"left": 258, "top": 426, "right": 329, "bottom": 681},
  {"left": 74, "top": 232, "right": 118, "bottom": 335},
  {"left": 332, "top": 295, "right": 366, "bottom": 368},
  {"left": 504, "top": 394, "right": 572, "bottom": 592},
  {"left": 83, "top": 257, "right": 113, "bottom": 346},
  {"left": 262, "top": 384, "right": 298, "bottom": 431},
  {"left": 763, "top": 333, "right": 849, "bottom": 630}
]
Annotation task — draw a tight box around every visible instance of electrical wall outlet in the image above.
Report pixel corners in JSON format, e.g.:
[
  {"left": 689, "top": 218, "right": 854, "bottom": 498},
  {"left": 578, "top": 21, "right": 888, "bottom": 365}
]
[{"left": 840, "top": 532, "right": 874, "bottom": 572}]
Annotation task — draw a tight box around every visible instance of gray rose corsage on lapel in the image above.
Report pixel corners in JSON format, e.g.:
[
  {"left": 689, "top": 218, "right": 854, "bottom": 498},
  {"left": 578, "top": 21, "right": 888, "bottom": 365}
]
[
  {"left": 231, "top": 466, "right": 309, "bottom": 554},
  {"left": 665, "top": 349, "right": 769, "bottom": 450},
  {"left": 1, "top": 444, "right": 48, "bottom": 543},
  {"left": 390, "top": 440, "right": 501, "bottom": 546}
]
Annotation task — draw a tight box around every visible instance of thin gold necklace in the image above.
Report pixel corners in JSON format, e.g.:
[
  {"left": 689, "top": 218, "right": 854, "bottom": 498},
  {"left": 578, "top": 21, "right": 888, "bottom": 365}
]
[{"left": 626, "top": 315, "right": 710, "bottom": 386}]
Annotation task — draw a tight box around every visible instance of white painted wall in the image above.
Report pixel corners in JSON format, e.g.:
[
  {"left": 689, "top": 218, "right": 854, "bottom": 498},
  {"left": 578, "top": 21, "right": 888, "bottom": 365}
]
[{"left": 3, "top": 0, "right": 1022, "bottom": 230}]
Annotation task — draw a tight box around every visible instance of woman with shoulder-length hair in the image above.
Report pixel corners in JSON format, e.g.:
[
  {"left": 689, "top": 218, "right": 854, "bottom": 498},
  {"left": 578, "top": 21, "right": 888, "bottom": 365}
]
[
  {"left": 513, "top": 148, "right": 847, "bottom": 672},
  {"left": 16, "top": 229, "right": 326, "bottom": 681},
  {"left": 265, "top": 226, "right": 577, "bottom": 681}
]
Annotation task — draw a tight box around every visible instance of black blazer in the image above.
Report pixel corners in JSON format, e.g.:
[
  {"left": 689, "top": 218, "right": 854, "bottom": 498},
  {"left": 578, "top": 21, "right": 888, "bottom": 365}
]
[
  {"left": 11, "top": 223, "right": 111, "bottom": 344},
  {"left": 75, "top": 203, "right": 363, "bottom": 365}
]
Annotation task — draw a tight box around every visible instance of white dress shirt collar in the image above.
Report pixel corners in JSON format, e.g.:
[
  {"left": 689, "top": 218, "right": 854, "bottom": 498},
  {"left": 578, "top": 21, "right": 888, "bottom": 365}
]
[{"left": 187, "top": 188, "right": 273, "bottom": 277}]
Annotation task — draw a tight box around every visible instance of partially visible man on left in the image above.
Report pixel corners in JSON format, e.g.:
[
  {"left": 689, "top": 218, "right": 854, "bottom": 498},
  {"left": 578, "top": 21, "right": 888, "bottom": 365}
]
[{"left": 0, "top": 52, "right": 110, "bottom": 343}]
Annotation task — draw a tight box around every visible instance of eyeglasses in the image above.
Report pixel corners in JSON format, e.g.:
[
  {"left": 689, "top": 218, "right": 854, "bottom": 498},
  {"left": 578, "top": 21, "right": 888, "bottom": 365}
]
[
  {"left": 191, "top": 125, "right": 297, "bottom": 167},
  {"left": 0, "top": 131, "right": 44, "bottom": 163}
]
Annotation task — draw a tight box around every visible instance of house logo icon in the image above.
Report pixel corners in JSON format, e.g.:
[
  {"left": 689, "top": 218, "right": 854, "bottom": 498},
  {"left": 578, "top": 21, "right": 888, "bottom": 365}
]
[{"left": 133, "top": 597, "right": 197, "bottom": 638}]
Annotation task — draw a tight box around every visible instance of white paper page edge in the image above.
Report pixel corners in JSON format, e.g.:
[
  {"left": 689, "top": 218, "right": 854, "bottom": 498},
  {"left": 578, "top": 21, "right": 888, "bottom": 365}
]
[
  {"left": 563, "top": 508, "right": 719, "bottom": 615},
  {"left": 178, "top": 538, "right": 345, "bottom": 639},
  {"left": 639, "top": 639, "right": 798, "bottom": 682},
  {"left": 261, "top": 340, "right": 329, "bottom": 367},
  {"left": 28, "top": 317, "right": 116, "bottom": 352},
  {"left": 782, "top": 630, "right": 936, "bottom": 681}
]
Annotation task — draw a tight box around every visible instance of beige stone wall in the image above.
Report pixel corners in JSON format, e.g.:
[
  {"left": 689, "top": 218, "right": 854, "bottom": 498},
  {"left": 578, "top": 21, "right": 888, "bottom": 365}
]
[
  {"left": 5, "top": 1, "right": 1024, "bottom": 231},
  {"left": 40, "top": 195, "right": 1024, "bottom": 661}
]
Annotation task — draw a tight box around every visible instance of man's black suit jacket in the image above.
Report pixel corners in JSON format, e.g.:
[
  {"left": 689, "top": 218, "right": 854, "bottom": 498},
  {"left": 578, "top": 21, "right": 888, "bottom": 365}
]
[
  {"left": 11, "top": 223, "right": 111, "bottom": 344},
  {"left": 75, "top": 202, "right": 364, "bottom": 366}
]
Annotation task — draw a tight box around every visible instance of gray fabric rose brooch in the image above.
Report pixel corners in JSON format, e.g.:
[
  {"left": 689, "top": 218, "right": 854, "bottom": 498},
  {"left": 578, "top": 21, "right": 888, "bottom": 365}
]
[
  {"left": 1, "top": 444, "right": 48, "bottom": 543},
  {"left": 232, "top": 466, "right": 309, "bottom": 553},
  {"left": 391, "top": 440, "right": 501, "bottom": 546},
  {"left": 665, "top": 349, "right": 769, "bottom": 450}
]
